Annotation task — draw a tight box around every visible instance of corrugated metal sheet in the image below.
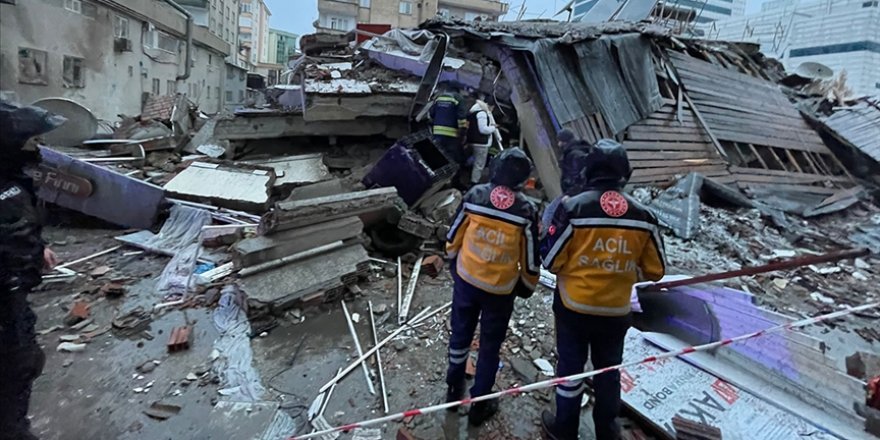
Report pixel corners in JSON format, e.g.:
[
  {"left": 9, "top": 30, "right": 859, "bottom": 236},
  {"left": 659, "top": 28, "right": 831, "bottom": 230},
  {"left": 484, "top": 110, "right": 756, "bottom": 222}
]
[{"left": 822, "top": 97, "right": 880, "bottom": 163}]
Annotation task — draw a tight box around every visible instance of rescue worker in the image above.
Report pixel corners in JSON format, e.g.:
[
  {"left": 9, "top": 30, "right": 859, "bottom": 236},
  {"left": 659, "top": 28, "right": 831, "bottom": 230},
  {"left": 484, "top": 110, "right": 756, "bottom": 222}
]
[
  {"left": 429, "top": 84, "right": 468, "bottom": 164},
  {"left": 445, "top": 147, "right": 540, "bottom": 426},
  {"left": 541, "top": 129, "right": 592, "bottom": 233},
  {"left": 465, "top": 96, "right": 501, "bottom": 185},
  {"left": 540, "top": 139, "right": 666, "bottom": 440},
  {"left": 1, "top": 100, "right": 65, "bottom": 440}
]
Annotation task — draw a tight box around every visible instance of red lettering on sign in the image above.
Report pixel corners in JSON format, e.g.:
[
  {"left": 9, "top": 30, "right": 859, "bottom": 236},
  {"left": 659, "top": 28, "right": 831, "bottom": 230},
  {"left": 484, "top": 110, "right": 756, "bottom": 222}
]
[
  {"left": 600, "top": 191, "right": 629, "bottom": 217},
  {"left": 490, "top": 185, "right": 515, "bottom": 210},
  {"left": 711, "top": 379, "right": 739, "bottom": 405},
  {"left": 620, "top": 369, "right": 636, "bottom": 393}
]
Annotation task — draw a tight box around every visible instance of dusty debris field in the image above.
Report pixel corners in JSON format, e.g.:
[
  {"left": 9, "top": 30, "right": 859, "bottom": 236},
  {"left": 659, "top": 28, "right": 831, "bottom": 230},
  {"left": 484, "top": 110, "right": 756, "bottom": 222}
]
[{"left": 27, "top": 199, "right": 880, "bottom": 440}]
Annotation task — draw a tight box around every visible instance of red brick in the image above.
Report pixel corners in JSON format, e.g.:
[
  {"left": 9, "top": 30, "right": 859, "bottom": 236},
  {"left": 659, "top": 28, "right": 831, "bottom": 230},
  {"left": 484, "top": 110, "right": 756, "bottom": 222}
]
[{"left": 167, "top": 325, "right": 192, "bottom": 352}]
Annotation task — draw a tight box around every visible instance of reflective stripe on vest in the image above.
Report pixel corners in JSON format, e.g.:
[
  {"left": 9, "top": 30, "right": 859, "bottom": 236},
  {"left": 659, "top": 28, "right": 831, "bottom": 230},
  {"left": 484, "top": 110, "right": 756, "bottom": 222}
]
[
  {"left": 558, "top": 283, "right": 632, "bottom": 316},
  {"left": 433, "top": 125, "right": 458, "bottom": 137}
]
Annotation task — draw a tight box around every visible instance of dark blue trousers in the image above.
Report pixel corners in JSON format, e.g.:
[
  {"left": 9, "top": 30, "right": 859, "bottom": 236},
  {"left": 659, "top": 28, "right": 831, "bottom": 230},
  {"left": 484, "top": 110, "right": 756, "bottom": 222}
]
[
  {"left": 445, "top": 269, "right": 515, "bottom": 398},
  {"left": 553, "top": 292, "right": 631, "bottom": 440},
  {"left": 433, "top": 134, "right": 464, "bottom": 164}
]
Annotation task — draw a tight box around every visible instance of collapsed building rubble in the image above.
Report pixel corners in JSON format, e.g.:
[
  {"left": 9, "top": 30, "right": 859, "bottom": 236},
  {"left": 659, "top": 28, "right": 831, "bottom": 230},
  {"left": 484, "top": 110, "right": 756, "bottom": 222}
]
[{"left": 16, "top": 15, "right": 880, "bottom": 440}]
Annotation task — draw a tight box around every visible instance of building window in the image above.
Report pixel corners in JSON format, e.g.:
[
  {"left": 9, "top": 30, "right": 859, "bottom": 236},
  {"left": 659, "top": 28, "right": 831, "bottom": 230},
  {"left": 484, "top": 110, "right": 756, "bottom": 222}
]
[
  {"left": 64, "top": 0, "right": 82, "bottom": 13},
  {"left": 167, "top": 80, "right": 175, "bottom": 95},
  {"left": 399, "top": 1, "right": 412, "bottom": 15},
  {"left": 864, "top": 1, "right": 879, "bottom": 6},
  {"left": 207, "top": 85, "right": 211, "bottom": 99},
  {"left": 239, "top": 90, "right": 244, "bottom": 101},
  {"left": 209, "top": 54, "right": 213, "bottom": 66},
  {"left": 147, "top": 28, "right": 180, "bottom": 54},
  {"left": 240, "top": 2, "right": 251, "bottom": 13},
  {"left": 152, "top": 78, "right": 160, "bottom": 95},
  {"left": 18, "top": 48, "right": 48, "bottom": 85},
  {"left": 329, "top": 16, "right": 350, "bottom": 30},
  {"left": 360, "top": 0, "right": 370, "bottom": 7},
  {"left": 114, "top": 15, "right": 130, "bottom": 39},
  {"left": 226, "top": 90, "right": 233, "bottom": 101},
  {"left": 62, "top": 56, "right": 85, "bottom": 88},
  {"left": 215, "top": 87, "right": 220, "bottom": 101},
  {"left": 80, "top": 1, "right": 97, "bottom": 18},
  {"left": 128, "top": 65, "right": 133, "bottom": 77}
]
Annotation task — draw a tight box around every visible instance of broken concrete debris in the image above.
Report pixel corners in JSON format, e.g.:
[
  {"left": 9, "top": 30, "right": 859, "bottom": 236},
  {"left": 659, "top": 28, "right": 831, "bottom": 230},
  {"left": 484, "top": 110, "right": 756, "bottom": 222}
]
[{"left": 16, "top": 13, "right": 880, "bottom": 440}]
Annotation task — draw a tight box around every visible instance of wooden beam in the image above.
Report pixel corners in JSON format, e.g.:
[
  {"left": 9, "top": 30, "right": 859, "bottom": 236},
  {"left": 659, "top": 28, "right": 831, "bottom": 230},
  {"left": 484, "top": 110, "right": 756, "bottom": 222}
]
[
  {"left": 784, "top": 149, "right": 805, "bottom": 173},
  {"left": 681, "top": 89, "right": 728, "bottom": 160},
  {"left": 766, "top": 146, "right": 791, "bottom": 172},
  {"left": 747, "top": 143, "right": 770, "bottom": 169}
]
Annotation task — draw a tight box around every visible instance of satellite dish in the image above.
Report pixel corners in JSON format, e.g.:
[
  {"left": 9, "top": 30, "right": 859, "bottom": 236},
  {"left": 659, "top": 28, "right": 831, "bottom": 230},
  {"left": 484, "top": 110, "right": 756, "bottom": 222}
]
[
  {"left": 794, "top": 62, "right": 834, "bottom": 80},
  {"left": 31, "top": 98, "right": 98, "bottom": 147}
]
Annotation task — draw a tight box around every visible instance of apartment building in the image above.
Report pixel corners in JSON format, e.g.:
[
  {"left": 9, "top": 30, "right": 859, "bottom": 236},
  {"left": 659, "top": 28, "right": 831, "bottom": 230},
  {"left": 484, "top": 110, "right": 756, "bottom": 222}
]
[
  {"left": 238, "top": 0, "right": 270, "bottom": 69},
  {"left": 572, "top": 0, "right": 746, "bottom": 24},
  {"left": 316, "top": 0, "right": 509, "bottom": 33},
  {"left": 267, "top": 29, "right": 299, "bottom": 64},
  {"left": 0, "top": 0, "right": 236, "bottom": 119},
  {"left": 180, "top": 0, "right": 248, "bottom": 111},
  {"left": 710, "top": 0, "right": 880, "bottom": 96}
]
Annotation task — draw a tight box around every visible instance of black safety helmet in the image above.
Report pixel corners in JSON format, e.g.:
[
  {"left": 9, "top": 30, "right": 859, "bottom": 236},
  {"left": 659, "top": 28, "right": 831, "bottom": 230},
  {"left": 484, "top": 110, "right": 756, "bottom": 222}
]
[
  {"left": 557, "top": 129, "right": 576, "bottom": 147},
  {"left": 583, "top": 139, "right": 631, "bottom": 188},
  {"left": 0, "top": 99, "right": 66, "bottom": 152},
  {"left": 490, "top": 147, "right": 532, "bottom": 189},
  {"left": 560, "top": 141, "right": 592, "bottom": 195}
]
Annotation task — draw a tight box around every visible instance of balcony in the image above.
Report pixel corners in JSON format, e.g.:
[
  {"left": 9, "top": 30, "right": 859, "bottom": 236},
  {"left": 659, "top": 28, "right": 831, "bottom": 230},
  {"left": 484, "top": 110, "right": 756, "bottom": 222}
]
[
  {"left": 439, "top": 0, "right": 509, "bottom": 16},
  {"left": 318, "top": 0, "right": 359, "bottom": 17}
]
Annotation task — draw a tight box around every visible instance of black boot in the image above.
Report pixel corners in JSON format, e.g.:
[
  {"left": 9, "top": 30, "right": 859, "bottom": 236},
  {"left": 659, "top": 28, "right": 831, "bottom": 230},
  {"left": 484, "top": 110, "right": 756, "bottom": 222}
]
[
  {"left": 467, "top": 398, "right": 499, "bottom": 426},
  {"left": 446, "top": 383, "right": 465, "bottom": 412},
  {"left": 541, "top": 410, "right": 563, "bottom": 440}
]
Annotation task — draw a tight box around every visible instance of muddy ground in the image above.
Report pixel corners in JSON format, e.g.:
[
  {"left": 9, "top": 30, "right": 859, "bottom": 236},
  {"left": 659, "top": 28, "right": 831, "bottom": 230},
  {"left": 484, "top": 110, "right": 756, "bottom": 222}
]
[{"left": 26, "top": 201, "right": 880, "bottom": 440}]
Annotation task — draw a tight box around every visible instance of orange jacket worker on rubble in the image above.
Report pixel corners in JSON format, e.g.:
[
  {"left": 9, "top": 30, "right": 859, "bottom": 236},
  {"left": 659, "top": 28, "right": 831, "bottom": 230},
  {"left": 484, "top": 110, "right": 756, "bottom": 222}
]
[
  {"left": 444, "top": 147, "right": 540, "bottom": 426},
  {"left": 540, "top": 139, "right": 666, "bottom": 440}
]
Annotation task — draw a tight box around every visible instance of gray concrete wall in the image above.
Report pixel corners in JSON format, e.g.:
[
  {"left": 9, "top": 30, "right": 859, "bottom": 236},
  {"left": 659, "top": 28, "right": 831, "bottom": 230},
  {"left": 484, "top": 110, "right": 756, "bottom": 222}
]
[{"left": 0, "top": 0, "right": 235, "bottom": 120}]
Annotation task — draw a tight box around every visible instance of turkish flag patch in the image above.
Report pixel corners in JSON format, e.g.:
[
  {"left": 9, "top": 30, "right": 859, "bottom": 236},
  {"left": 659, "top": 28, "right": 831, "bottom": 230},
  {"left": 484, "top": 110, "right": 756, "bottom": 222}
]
[
  {"left": 490, "top": 186, "right": 515, "bottom": 210},
  {"left": 600, "top": 191, "right": 629, "bottom": 217}
]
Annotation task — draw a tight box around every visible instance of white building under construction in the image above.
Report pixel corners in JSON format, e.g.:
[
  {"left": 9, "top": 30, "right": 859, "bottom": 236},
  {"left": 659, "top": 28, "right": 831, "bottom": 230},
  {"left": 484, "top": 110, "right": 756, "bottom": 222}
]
[
  {"left": 572, "top": 0, "right": 746, "bottom": 24},
  {"left": 708, "top": 0, "right": 880, "bottom": 97}
]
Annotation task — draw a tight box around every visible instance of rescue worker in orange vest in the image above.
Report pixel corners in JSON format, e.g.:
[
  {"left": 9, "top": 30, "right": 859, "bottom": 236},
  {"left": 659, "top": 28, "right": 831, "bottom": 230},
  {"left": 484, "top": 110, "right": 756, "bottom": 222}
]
[
  {"left": 540, "top": 139, "right": 666, "bottom": 440},
  {"left": 429, "top": 83, "right": 468, "bottom": 164},
  {"left": 445, "top": 147, "right": 540, "bottom": 426}
]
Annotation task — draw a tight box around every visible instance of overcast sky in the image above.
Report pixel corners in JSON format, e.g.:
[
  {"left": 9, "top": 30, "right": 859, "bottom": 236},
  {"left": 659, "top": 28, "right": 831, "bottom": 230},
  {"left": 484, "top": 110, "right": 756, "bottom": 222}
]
[{"left": 264, "top": 0, "right": 768, "bottom": 37}]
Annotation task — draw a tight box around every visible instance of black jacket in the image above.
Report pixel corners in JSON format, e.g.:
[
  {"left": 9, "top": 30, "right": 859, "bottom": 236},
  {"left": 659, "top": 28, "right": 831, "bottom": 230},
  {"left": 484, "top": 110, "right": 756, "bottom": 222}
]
[{"left": 1, "top": 175, "right": 44, "bottom": 294}]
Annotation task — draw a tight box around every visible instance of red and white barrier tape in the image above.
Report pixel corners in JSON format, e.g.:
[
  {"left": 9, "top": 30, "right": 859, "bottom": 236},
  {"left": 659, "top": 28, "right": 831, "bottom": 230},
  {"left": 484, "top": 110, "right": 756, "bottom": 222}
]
[{"left": 290, "top": 301, "right": 879, "bottom": 439}]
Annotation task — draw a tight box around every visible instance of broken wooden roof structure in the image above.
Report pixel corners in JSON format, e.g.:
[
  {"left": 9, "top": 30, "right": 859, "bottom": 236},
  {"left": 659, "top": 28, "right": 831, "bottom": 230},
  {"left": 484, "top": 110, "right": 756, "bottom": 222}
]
[{"left": 419, "top": 19, "right": 859, "bottom": 205}]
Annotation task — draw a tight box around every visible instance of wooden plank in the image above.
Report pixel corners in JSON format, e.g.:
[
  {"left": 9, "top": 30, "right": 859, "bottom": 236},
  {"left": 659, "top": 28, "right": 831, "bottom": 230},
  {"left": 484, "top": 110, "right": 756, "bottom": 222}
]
[
  {"left": 628, "top": 126, "right": 707, "bottom": 136},
  {"left": 687, "top": 93, "right": 797, "bottom": 121},
  {"left": 622, "top": 140, "right": 714, "bottom": 151},
  {"left": 626, "top": 131, "right": 713, "bottom": 143},
  {"left": 631, "top": 158, "right": 726, "bottom": 168},
  {"left": 784, "top": 149, "right": 805, "bottom": 173},
  {"left": 712, "top": 129, "right": 829, "bottom": 154},
  {"left": 627, "top": 150, "right": 718, "bottom": 160},
  {"left": 632, "top": 119, "right": 701, "bottom": 129},
  {"left": 700, "top": 111, "right": 823, "bottom": 140},
  {"left": 766, "top": 146, "right": 791, "bottom": 172},
  {"left": 806, "top": 151, "right": 832, "bottom": 175},
  {"left": 729, "top": 167, "right": 851, "bottom": 183},
  {"left": 747, "top": 144, "right": 769, "bottom": 169},
  {"left": 683, "top": 82, "right": 792, "bottom": 113},
  {"left": 800, "top": 150, "right": 823, "bottom": 174},
  {"left": 682, "top": 90, "right": 728, "bottom": 160},
  {"left": 670, "top": 51, "right": 778, "bottom": 89},
  {"left": 632, "top": 164, "right": 728, "bottom": 178},
  {"left": 738, "top": 182, "right": 841, "bottom": 195}
]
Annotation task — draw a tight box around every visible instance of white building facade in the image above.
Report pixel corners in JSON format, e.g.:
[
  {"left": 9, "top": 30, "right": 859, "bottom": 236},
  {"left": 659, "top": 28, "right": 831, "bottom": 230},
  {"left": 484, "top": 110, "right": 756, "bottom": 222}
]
[
  {"left": 0, "top": 0, "right": 235, "bottom": 119},
  {"left": 710, "top": 0, "right": 880, "bottom": 97}
]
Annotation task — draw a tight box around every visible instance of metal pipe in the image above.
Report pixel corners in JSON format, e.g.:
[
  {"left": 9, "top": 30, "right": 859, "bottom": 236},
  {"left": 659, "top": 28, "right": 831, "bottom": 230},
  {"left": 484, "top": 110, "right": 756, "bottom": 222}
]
[
  {"left": 163, "top": 0, "right": 193, "bottom": 81},
  {"left": 341, "top": 301, "right": 376, "bottom": 395},
  {"left": 644, "top": 248, "right": 871, "bottom": 291},
  {"left": 318, "top": 303, "right": 450, "bottom": 394},
  {"left": 368, "top": 301, "right": 390, "bottom": 414}
]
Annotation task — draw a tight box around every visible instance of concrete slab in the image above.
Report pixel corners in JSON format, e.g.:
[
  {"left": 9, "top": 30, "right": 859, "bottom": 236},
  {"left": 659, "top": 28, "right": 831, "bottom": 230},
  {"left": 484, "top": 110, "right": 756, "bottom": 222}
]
[
  {"left": 163, "top": 162, "right": 275, "bottom": 213},
  {"left": 262, "top": 187, "right": 398, "bottom": 234},
  {"left": 286, "top": 179, "right": 347, "bottom": 201},
  {"left": 239, "top": 244, "right": 369, "bottom": 310},
  {"left": 233, "top": 217, "right": 363, "bottom": 268},
  {"left": 246, "top": 154, "right": 332, "bottom": 191}
]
